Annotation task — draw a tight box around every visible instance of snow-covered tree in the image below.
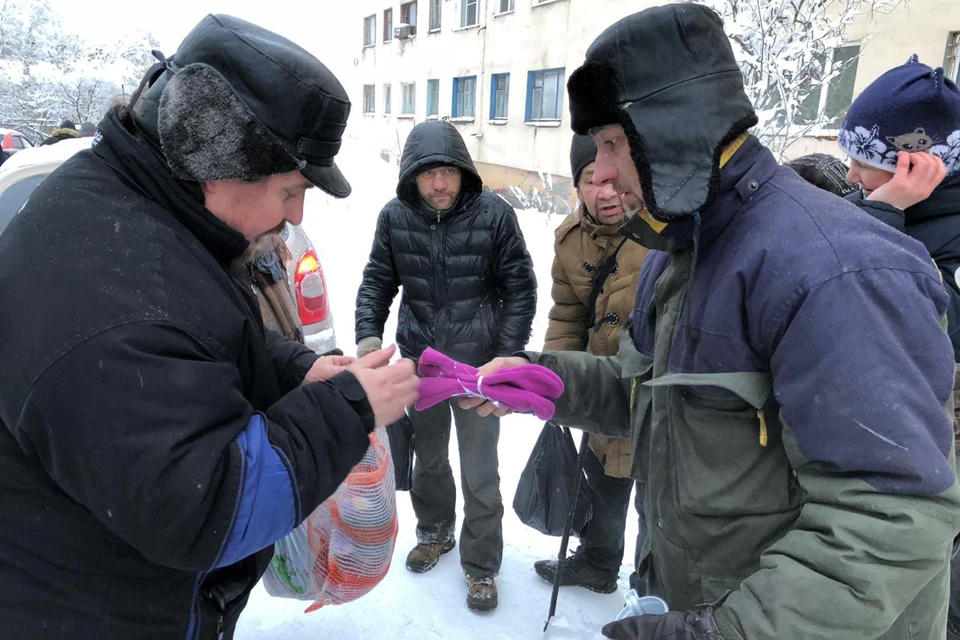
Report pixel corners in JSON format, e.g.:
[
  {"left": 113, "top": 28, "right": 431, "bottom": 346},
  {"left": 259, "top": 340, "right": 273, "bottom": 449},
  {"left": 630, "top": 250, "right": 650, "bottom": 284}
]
[
  {"left": 0, "top": 0, "right": 157, "bottom": 140},
  {"left": 692, "top": 0, "right": 905, "bottom": 159}
]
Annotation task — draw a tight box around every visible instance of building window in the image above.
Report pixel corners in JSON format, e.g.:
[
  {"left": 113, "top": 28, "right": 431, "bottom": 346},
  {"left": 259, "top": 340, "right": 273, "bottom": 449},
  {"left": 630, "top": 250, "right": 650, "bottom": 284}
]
[
  {"left": 526, "top": 68, "right": 565, "bottom": 122},
  {"left": 401, "top": 82, "right": 416, "bottom": 115},
  {"left": 383, "top": 8, "right": 393, "bottom": 42},
  {"left": 363, "top": 15, "right": 376, "bottom": 47},
  {"left": 400, "top": 2, "right": 418, "bottom": 35},
  {"left": 461, "top": 0, "right": 479, "bottom": 27},
  {"left": 796, "top": 44, "right": 861, "bottom": 128},
  {"left": 429, "top": 0, "right": 442, "bottom": 31},
  {"left": 453, "top": 76, "right": 477, "bottom": 118},
  {"left": 427, "top": 79, "right": 440, "bottom": 116},
  {"left": 383, "top": 84, "right": 392, "bottom": 115},
  {"left": 363, "top": 84, "right": 376, "bottom": 114},
  {"left": 498, "top": 0, "right": 514, "bottom": 12},
  {"left": 946, "top": 31, "right": 960, "bottom": 84},
  {"left": 490, "top": 73, "right": 510, "bottom": 120}
]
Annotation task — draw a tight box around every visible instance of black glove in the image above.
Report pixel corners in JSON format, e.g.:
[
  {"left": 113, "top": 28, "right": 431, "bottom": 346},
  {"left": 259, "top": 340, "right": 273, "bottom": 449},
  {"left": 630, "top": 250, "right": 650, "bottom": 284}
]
[{"left": 602, "top": 608, "right": 724, "bottom": 640}]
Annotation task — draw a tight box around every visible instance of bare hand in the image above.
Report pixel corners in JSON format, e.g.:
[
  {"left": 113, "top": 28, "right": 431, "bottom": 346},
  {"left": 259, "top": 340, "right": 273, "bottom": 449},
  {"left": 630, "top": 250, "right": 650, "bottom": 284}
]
[
  {"left": 348, "top": 345, "right": 420, "bottom": 426},
  {"left": 868, "top": 151, "right": 947, "bottom": 210},
  {"left": 302, "top": 354, "right": 356, "bottom": 384},
  {"left": 456, "top": 356, "right": 529, "bottom": 417}
]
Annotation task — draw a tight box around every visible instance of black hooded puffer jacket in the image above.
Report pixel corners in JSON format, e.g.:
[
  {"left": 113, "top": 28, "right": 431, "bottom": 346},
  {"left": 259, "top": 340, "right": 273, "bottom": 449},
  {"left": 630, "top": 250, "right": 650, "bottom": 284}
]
[{"left": 355, "top": 120, "right": 536, "bottom": 365}]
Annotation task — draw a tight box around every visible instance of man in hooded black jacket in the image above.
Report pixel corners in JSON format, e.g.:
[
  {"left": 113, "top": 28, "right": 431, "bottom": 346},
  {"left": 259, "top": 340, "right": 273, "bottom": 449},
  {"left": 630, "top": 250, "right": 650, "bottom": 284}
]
[
  {"left": 0, "top": 15, "right": 418, "bottom": 640},
  {"left": 355, "top": 120, "right": 536, "bottom": 612}
]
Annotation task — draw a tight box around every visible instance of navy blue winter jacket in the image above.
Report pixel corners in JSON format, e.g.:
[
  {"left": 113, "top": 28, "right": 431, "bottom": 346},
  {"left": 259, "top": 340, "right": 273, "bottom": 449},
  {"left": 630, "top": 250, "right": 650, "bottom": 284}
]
[
  {"left": 847, "top": 173, "right": 960, "bottom": 359},
  {"left": 632, "top": 138, "right": 955, "bottom": 499}
]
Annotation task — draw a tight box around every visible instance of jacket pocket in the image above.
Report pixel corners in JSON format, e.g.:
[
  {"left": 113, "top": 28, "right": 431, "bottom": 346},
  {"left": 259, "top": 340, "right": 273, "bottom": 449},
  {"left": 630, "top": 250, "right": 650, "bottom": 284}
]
[
  {"left": 478, "top": 301, "right": 497, "bottom": 347},
  {"left": 396, "top": 303, "right": 412, "bottom": 349},
  {"left": 649, "top": 371, "right": 793, "bottom": 517}
]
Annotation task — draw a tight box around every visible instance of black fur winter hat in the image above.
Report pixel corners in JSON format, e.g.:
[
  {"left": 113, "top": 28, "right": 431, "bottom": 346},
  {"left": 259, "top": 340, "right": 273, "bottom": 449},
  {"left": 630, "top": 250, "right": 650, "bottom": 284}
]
[
  {"left": 129, "top": 15, "right": 352, "bottom": 197},
  {"left": 567, "top": 3, "right": 757, "bottom": 220}
]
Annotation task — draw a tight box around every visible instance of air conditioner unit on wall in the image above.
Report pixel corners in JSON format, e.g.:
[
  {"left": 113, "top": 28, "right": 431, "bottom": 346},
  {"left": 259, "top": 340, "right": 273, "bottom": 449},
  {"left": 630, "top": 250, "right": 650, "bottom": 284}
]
[{"left": 394, "top": 24, "right": 414, "bottom": 39}]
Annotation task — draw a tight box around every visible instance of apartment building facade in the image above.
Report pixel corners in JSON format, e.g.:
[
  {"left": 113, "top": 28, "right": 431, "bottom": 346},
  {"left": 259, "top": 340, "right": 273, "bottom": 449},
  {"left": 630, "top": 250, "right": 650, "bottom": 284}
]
[{"left": 350, "top": 0, "right": 960, "bottom": 205}]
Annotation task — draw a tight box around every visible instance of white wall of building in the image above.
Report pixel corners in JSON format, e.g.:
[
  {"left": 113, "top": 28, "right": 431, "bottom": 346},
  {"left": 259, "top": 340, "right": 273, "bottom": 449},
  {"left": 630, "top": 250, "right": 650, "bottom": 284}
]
[
  {"left": 345, "top": 0, "right": 960, "bottom": 178},
  {"left": 349, "top": 0, "right": 647, "bottom": 178}
]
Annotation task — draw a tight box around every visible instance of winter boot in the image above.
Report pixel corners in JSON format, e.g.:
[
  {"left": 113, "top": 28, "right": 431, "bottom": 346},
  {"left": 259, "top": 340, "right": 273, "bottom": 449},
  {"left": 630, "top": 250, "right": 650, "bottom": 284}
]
[
  {"left": 405, "top": 538, "right": 455, "bottom": 573},
  {"left": 533, "top": 551, "right": 618, "bottom": 594},
  {"left": 466, "top": 576, "right": 498, "bottom": 612}
]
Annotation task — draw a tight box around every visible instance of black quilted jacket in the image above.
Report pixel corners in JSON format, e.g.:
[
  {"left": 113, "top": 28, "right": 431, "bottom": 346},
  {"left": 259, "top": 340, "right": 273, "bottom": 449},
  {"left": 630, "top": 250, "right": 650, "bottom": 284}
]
[{"left": 355, "top": 120, "right": 536, "bottom": 365}]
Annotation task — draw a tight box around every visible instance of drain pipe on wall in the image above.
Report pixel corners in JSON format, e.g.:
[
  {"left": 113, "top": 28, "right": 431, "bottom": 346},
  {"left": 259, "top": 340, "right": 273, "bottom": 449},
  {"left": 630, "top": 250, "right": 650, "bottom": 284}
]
[{"left": 474, "top": 24, "right": 488, "bottom": 144}]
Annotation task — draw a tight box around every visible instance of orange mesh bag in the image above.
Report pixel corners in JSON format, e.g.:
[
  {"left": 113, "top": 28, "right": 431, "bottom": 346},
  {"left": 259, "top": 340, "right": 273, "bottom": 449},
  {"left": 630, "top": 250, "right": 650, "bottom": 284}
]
[{"left": 263, "top": 426, "right": 398, "bottom": 612}]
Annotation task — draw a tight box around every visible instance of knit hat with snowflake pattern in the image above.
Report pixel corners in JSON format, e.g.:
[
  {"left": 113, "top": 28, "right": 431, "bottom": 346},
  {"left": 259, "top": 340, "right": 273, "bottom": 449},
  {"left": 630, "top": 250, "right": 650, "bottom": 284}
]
[{"left": 838, "top": 55, "right": 960, "bottom": 176}]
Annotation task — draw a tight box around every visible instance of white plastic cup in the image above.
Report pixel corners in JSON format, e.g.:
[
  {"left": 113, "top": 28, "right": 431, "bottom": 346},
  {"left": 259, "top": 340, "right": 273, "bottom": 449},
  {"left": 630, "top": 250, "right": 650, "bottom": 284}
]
[{"left": 614, "top": 589, "right": 670, "bottom": 620}]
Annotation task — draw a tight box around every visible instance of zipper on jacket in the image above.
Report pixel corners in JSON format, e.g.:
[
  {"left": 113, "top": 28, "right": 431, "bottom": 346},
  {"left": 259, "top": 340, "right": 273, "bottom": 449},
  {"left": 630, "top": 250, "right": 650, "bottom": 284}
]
[
  {"left": 216, "top": 614, "right": 224, "bottom": 640},
  {"left": 185, "top": 571, "right": 204, "bottom": 640},
  {"left": 758, "top": 409, "right": 768, "bottom": 447}
]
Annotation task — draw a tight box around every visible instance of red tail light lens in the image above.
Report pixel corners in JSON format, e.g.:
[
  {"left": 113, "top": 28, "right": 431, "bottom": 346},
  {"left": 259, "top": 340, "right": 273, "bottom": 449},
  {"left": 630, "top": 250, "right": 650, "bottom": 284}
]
[{"left": 294, "top": 248, "right": 329, "bottom": 326}]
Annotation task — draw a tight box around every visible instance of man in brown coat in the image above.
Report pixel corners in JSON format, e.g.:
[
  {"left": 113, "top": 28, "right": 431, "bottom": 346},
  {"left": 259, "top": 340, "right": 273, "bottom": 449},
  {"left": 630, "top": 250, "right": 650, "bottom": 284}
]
[{"left": 533, "top": 134, "right": 648, "bottom": 594}]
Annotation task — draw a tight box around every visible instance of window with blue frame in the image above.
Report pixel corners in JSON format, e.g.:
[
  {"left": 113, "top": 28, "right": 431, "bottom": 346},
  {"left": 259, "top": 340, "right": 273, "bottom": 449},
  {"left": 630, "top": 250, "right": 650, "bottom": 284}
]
[
  {"left": 490, "top": 73, "right": 509, "bottom": 120},
  {"left": 526, "top": 68, "right": 565, "bottom": 122},
  {"left": 461, "top": 0, "right": 479, "bottom": 27},
  {"left": 452, "top": 76, "right": 476, "bottom": 118},
  {"left": 427, "top": 79, "right": 440, "bottom": 116}
]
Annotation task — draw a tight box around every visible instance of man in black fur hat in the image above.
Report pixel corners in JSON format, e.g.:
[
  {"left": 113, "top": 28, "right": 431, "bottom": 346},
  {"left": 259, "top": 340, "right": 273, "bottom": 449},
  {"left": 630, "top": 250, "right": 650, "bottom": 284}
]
[
  {"left": 0, "top": 14, "right": 419, "bottom": 639},
  {"left": 463, "top": 4, "right": 960, "bottom": 639}
]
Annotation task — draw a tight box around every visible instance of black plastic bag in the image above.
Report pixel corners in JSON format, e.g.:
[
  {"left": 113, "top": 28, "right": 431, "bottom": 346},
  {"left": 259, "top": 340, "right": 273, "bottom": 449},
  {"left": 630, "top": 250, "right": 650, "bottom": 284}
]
[
  {"left": 513, "top": 422, "right": 592, "bottom": 536},
  {"left": 385, "top": 415, "right": 415, "bottom": 491}
]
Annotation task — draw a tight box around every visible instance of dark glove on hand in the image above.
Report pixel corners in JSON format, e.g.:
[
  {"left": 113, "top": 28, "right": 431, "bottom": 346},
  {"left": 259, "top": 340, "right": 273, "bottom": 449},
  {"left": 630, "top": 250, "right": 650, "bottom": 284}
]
[{"left": 601, "top": 608, "right": 724, "bottom": 640}]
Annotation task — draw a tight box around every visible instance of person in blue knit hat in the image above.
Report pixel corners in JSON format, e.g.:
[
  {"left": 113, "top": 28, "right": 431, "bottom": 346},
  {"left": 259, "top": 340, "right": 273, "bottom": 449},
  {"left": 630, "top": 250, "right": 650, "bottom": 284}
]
[
  {"left": 840, "top": 54, "right": 960, "bottom": 358},
  {"left": 840, "top": 54, "right": 960, "bottom": 640}
]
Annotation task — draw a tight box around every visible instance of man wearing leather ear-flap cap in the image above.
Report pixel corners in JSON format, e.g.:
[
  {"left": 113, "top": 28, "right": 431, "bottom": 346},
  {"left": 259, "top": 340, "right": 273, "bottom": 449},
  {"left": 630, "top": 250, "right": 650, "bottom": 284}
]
[
  {"left": 0, "top": 14, "right": 420, "bottom": 640},
  {"left": 460, "top": 4, "right": 960, "bottom": 639}
]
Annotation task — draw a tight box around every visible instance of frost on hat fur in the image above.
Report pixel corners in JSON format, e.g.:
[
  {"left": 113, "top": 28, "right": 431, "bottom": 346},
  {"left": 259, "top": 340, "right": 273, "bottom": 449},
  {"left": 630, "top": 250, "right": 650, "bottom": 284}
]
[
  {"left": 838, "top": 55, "right": 960, "bottom": 176},
  {"left": 157, "top": 63, "right": 305, "bottom": 182}
]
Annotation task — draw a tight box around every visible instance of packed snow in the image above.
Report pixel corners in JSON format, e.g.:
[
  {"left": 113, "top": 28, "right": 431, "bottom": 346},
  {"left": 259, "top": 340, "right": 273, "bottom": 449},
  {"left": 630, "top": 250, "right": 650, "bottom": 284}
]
[{"left": 235, "top": 134, "right": 641, "bottom": 639}]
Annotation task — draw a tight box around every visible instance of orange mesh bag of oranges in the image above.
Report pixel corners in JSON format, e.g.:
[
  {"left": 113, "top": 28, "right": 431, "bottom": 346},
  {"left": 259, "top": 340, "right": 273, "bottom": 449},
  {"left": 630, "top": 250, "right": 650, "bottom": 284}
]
[{"left": 263, "top": 425, "right": 398, "bottom": 611}]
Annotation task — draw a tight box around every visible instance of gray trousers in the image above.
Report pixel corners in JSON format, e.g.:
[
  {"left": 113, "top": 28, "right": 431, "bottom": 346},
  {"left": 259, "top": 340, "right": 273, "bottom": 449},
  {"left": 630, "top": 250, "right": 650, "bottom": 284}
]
[{"left": 408, "top": 400, "right": 503, "bottom": 578}]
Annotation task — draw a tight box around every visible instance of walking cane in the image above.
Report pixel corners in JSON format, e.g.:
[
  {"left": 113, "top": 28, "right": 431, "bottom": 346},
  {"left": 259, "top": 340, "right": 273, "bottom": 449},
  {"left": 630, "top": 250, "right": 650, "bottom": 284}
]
[{"left": 543, "top": 426, "right": 591, "bottom": 633}]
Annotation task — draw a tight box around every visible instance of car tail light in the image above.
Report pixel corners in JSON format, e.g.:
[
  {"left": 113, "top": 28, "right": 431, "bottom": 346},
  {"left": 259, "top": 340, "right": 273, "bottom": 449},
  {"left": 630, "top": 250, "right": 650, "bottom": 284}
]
[{"left": 295, "top": 248, "right": 329, "bottom": 326}]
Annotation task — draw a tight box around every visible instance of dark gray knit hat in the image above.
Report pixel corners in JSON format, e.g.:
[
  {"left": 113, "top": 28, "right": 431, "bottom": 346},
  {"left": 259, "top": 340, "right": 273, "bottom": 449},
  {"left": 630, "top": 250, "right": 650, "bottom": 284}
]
[
  {"left": 787, "top": 154, "right": 858, "bottom": 197},
  {"left": 570, "top": 134, "right": 597, "bottom": 188}
]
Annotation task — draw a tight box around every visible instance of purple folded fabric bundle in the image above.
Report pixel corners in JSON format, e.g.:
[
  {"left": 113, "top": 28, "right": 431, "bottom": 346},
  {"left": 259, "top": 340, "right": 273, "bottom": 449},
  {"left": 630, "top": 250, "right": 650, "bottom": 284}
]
[{"left": 415, "top": 348, "right": 565, "bottom": 420}]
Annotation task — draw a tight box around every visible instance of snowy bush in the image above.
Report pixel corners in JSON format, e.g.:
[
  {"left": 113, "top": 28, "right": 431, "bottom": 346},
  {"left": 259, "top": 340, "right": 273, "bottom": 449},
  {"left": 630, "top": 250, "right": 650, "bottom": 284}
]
[
  {"left": 0, "top": 0, "right": 158, "bottom": 140},
  {"left": 693, "top": 0, "right": 905, "bottom": 159}
]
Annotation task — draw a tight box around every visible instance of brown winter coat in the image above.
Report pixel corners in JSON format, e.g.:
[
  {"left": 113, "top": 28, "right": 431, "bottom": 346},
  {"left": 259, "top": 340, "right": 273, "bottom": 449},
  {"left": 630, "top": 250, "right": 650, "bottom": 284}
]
[{"left": 544, "top": 208, "right": 648, "bottom": 477}]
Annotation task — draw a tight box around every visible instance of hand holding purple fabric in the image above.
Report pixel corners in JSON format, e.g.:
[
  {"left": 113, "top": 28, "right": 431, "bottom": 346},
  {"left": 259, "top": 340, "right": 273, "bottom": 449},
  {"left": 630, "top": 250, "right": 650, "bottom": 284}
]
[{"left": 416, "top": 349, "right": 563, "bottom": 420}]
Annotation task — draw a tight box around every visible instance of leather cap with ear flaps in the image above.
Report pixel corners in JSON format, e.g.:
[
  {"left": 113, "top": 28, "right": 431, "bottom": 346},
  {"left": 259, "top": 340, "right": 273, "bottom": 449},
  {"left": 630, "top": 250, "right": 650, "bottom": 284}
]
[
  {"left": 132, "top": 14, "right": 352, "bottom": 197},
  {"left": 567, "top": 3, "right": 757, "bottom": 221}
]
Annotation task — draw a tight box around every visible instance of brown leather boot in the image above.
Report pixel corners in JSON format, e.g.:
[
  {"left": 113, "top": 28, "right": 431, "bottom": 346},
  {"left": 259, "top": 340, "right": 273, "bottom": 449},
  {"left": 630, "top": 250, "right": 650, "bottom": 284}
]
[
  {"left": 405, "top": 539, "right": 455, "bottom": 573},
  {"left": 466, "top": 576, "right": 498, "bottom": 612}
]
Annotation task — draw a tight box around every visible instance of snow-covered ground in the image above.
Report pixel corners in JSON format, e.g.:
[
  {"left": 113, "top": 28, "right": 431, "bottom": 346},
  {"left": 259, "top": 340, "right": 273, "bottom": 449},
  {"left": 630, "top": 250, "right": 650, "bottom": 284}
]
[{"left": 236, "top": 135, "right": 640, "bottom": 639}]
